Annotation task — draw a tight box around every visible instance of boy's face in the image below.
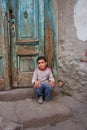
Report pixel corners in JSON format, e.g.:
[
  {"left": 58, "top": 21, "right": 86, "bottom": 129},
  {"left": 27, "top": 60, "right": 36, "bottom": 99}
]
[{"left": 37, "top": 59, "right": 47, "bottom": 70}]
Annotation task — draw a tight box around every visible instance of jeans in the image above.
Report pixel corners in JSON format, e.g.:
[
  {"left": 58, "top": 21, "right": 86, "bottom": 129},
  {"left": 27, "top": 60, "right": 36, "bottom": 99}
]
[{"left": 34, "top": 83, "right": 52, "bottom": 100}]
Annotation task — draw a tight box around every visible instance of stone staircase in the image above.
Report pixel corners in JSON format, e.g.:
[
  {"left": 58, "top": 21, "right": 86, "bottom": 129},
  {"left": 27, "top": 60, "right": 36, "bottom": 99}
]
[{"left": 0, "top": 87, "right": 72, "bottom": 130}]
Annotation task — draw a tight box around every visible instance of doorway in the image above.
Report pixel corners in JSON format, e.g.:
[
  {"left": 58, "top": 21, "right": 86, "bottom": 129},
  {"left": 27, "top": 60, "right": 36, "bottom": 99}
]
[{"left": 0, "top": 0, "right": 57, "bottom": 90}]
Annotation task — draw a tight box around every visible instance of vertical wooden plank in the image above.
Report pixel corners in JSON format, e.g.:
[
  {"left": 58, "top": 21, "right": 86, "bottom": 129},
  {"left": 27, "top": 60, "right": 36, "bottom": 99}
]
[
  {"left": 44, "top": 0, "right": 58, "bottom": 79},
  {"left": 34, "top": 0, "right": 39, "bottom": 40},
  {"left": 39, "top": 0, "right": 44, "bottom": 56},
  {"left": 44, "top": 0, "right": 53, "bottom": 68},
  {"left": 0, "top": 58, "right": 2, "bottom": 76},
  {"left": 9, "top": 0, "right": 17, "bottom": 86},
  {"left": 11, "top": 20, "right": 18, "bottom": 86},
  {"left": 0, "top": 0, "right": 5, "bottom": 90},
  {"left": 1, "top": 0, "right": 10, "bottom": 90}
]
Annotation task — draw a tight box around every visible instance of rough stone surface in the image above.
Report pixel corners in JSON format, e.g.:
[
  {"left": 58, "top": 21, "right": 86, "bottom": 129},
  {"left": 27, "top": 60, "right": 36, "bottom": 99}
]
[
  {"left": 0, "top": 116, "right": 23, "bottom": 130},
  {"left": 58, "top": 55, "right": 87, "bottom": 102}
]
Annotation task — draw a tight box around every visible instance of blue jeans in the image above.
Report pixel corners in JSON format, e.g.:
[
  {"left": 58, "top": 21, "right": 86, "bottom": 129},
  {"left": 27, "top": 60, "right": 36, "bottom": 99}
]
[{"left": 34, "top": 83, "right": 52, "bottom": 100}]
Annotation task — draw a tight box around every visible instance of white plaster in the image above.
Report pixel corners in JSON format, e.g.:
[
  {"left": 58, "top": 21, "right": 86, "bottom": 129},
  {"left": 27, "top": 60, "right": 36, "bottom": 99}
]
[{"left": 74, "top": 0, "right": 87, "bottom": 41}]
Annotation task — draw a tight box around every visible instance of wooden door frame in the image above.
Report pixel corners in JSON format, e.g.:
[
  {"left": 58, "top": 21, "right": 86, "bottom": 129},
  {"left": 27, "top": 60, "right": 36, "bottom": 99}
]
[{"left": 0, "top": 1, "right": 11, "bottom": 90}]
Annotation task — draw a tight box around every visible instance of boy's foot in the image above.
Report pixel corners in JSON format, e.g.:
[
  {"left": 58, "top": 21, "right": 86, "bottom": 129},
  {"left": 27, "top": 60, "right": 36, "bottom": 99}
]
[{"left": 38, "top": 96, "right": 43, "bottom": 104}]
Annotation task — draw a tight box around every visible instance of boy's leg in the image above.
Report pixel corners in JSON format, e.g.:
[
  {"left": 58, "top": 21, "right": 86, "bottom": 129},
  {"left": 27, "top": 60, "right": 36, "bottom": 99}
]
[
  {"left": 34, "top": 86, "right": 44, "bottom": 104},
  {"left": 33, "top": 85, "right": 44, "bottom": 99},
  {"left": 43, "top": 83, "right": 52, "bottom": 101}
]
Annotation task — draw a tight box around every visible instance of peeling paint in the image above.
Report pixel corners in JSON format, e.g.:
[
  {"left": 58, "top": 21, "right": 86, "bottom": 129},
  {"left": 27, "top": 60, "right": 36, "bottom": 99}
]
[
  {"left": 74, "top": 0, "right": 87, "bottom": 41},
  {"left": 17, "top": 46, "right": 37, "bottom": 55},
  {"left": 45, "top": 19, "right": 53, "bottom": 68}
]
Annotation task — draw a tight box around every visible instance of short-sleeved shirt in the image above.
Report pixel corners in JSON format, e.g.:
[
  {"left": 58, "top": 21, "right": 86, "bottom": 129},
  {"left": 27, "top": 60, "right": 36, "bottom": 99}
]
[{"left": 32, "top": 67, "right": 55, "bottom": 85}]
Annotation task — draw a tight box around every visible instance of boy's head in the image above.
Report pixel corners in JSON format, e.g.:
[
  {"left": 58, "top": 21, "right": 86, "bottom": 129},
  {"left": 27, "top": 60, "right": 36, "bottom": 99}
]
[{"left": 37, "top": 56, "right": 47, "bottom": 70}]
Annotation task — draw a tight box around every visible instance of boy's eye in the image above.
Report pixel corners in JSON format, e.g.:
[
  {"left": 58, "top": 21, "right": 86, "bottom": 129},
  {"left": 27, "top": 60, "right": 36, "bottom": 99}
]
[{"left": 38, "top": 62, "right": 44, "bottom": 64}]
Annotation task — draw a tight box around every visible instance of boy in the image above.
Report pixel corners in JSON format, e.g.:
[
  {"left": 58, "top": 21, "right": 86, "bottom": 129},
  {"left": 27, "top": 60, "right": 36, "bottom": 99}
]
[{"left": 32, "top": 56, "right": 55, "bottom": 104}]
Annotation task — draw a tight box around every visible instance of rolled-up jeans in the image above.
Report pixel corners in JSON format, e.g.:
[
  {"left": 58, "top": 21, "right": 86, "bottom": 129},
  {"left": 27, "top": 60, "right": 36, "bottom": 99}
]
[{"left": 34, "top": 83, "right": 52, "bottom": 100}]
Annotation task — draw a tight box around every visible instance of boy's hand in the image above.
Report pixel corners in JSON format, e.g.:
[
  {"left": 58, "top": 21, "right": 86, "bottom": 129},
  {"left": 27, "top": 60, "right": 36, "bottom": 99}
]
[
  {"left": 49, "top": 81, "right": 55, "bottom": 88},
  {"left": 33, "top": 81, "right": 40, "bottom": 88}
]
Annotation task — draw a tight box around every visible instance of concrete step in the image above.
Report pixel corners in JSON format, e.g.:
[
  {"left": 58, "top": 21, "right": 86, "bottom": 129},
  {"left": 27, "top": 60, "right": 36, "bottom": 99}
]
[
  {"left": 0, "top": 96, "right": 72, "bottom": 129},
  {"left": 0, "top": 88, "right": 33, "bottom": 101},
  {"left": 0, "top": 87, "right": 60, "bottom": 101},
  {"left": 0, "top": 88, "right": 72, "bottom": 129}
]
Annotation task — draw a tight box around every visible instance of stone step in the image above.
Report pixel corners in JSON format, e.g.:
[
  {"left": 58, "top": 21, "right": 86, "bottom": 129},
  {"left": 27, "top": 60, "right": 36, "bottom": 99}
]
[
  {"left": 20, "top": 99, "right": 72, "bottom": 128},
  {"left": 0, "top": 97, "right": 72, "bottom": 129},
  {"left": 0, "top": 87, "right": 72, "bottom": 129},
  {"left": 0, "top": 87, "right": 59, "bottom": 101},
  {"left": 0, "top": 88, "right": 33, "bottom": 101}
]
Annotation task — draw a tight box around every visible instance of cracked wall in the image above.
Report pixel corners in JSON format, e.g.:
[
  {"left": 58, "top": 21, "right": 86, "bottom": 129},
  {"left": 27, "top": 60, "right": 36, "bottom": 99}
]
[{"left": 58, "top": 0, "right": 87, "bottom": 102}]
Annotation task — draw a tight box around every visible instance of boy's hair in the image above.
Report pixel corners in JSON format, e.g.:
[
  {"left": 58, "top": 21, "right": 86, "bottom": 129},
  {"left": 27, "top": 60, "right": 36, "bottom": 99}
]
[{"left": 37, "top": 56, "right": 47, "bottom": 63}]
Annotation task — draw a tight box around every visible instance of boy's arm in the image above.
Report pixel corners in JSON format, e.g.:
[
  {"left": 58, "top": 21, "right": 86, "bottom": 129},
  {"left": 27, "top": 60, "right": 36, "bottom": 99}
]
[
  {"left": 49, "top": 81, "right": 55, "bottom": 88},
  {"left": 32, "top": 70, "right": 40, "bottom": 88},
  {"left": 32, "top": 70, "right": 37, "bottom": 85}
]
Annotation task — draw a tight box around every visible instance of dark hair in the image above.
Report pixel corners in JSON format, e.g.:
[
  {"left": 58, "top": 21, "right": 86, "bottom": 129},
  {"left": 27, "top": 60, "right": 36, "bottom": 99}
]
[{"left": 37, "top": 56, "right": 47, "bottom": 63}]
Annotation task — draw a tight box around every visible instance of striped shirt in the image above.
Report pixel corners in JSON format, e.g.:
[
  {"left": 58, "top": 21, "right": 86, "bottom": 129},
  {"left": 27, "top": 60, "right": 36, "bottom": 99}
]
[{"left": 32, "top": 67, "right": 55, "bottom": 85}]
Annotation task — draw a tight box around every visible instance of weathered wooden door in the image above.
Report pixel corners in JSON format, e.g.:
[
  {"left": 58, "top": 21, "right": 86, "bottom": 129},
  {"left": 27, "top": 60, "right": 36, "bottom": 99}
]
[
  {"left": 0, "top": 0, "right": 57, "bottom": 90},
  {"left": 9, "top": 0, "right": 44, "bottom": 87}
]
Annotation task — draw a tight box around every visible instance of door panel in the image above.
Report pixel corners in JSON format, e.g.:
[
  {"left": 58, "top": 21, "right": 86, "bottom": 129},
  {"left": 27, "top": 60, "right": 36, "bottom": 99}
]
[
  {"left": 10, "top": 0, "right": 44, "bottom": 87},
  {"left": 0, "top": 0, "right": 11, "bottom": 90},
  {"left": 17, "top": 0, "right": 38, "bottom": 40}
]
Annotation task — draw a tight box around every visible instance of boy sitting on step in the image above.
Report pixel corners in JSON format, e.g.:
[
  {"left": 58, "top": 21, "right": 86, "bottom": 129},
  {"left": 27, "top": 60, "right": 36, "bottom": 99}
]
[{"left": 32, "top": 56, "right": 55, "bottom": 104}]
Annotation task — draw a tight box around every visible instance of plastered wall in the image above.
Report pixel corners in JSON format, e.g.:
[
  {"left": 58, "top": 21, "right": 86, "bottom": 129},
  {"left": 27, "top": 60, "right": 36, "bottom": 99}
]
[{"left": 57, "top": 0, "right": 87, "bottom": 102}]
